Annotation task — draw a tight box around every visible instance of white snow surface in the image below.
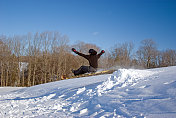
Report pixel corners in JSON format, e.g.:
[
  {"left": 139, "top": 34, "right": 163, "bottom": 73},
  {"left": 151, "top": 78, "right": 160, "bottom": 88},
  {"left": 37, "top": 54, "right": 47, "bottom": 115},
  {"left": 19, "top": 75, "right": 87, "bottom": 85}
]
[{"left": 0, "top": 67, "right": 176, "bottom": 118}]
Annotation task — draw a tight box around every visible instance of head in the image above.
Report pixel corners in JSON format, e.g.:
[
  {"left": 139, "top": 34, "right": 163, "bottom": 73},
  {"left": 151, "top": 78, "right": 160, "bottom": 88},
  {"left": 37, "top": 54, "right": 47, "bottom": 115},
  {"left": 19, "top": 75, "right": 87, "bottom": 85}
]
[{"left": 89, "top": 49, "right": 97, "bottom": 55}]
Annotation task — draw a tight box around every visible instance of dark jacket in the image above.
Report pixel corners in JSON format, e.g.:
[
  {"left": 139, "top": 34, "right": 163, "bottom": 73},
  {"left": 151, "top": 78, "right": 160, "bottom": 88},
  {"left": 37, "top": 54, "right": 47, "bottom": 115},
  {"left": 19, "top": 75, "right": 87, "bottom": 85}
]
[{"left": 75, "top": 51, "right": 104, "bottom": 68}]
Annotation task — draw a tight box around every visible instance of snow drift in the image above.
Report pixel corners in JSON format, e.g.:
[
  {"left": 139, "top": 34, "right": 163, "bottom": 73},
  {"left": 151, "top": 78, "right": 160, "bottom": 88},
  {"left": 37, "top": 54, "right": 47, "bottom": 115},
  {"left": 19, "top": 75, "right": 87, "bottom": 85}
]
[
  {"left": 97, "top": 69, "right": 156, "bottom": 96},
  {"left": 0, "top": 67, "right": 176, "bottom": 118}
]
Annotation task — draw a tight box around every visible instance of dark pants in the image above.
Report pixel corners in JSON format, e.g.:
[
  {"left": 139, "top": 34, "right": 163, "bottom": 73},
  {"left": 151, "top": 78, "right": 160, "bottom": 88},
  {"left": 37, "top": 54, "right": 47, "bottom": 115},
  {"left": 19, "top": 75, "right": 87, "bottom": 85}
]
[{"left": 73, "top": 66, "right": 97, "bottom": 76}]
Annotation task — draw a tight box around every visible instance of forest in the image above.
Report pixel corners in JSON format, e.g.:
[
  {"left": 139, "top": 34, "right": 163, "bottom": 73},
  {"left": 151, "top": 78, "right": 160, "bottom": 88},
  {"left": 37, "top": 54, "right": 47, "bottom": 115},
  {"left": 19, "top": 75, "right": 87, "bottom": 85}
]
[{"left": 0, "top": 31, "right": 176, "bottom": 87}]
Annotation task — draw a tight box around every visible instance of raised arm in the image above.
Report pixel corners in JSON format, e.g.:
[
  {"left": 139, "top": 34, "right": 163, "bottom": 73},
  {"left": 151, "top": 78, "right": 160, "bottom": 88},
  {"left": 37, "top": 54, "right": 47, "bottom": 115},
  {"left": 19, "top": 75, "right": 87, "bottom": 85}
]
[
  {"left": 72, "top": 48, "right": 89, "bottom": 59},
  {"left": 98, "top": 50, "right": 105, "bottom": 58}
]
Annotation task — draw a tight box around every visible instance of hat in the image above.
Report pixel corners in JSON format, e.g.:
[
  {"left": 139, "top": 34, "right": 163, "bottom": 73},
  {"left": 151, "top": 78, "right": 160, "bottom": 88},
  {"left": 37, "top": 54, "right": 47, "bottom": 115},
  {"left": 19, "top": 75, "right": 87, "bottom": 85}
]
[{"left": 89, "top": 49, "right": 97, "bottom": 55}]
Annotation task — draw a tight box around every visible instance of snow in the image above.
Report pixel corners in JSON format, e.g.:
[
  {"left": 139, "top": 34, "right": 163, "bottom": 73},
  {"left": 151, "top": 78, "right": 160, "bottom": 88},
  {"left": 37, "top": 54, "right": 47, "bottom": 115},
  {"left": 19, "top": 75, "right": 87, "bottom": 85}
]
[
  {"left": 0, "top": 66, "right": 176, "bottom": 118},
  {"left": 19, "top": 62, "right": 28, "bottom": 72},
  {"left": 0, "top": 87, "right": 25, "bottom": 94}
]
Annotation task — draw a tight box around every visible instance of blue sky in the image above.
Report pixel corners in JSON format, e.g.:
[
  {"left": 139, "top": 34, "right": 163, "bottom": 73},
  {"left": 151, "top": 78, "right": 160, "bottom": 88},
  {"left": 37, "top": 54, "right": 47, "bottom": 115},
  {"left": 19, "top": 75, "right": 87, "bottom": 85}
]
[{"left": 0, "top": 0, "right": 176, "bottom": 50}]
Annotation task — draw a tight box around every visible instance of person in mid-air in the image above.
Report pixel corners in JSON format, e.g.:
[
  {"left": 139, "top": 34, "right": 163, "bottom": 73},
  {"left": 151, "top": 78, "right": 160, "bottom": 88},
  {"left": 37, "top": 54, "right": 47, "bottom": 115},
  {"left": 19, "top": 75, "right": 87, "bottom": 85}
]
[{"left": 71, "top": 48, "right": 105, "bottom": 76}]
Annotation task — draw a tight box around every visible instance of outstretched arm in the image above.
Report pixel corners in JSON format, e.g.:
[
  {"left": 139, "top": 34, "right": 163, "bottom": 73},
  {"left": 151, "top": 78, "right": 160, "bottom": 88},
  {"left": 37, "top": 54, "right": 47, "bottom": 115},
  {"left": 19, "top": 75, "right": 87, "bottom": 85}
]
[
  {"left": 72, "top": 48, "right": 78, "bottom": 54},
  {"left": 98, "top": 50, "right": 105, "bottom": 58},
  {"left": 72, "top": 48, "right": 88, "bottom": 59}
]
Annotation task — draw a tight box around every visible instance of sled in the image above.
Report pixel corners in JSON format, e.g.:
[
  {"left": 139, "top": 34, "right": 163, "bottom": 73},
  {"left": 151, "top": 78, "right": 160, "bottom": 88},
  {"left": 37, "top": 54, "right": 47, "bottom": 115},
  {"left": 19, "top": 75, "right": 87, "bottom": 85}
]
[
  {"left": 71, "top": 70, "right": 114, "bottom": 79},
  {"left": 61, "top": 70, "right": 115, "bottom": 80}
]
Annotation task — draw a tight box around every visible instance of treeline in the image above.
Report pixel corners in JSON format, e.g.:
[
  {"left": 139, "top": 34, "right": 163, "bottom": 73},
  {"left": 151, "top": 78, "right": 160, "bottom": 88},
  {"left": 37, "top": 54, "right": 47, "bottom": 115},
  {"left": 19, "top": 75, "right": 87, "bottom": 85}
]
[
  {"left": 0, "top": 32, "right": 103, "bottom": 87},
  {"left": 109, "top": 39, "right": 176, "bottom": 69},
  {"left": 0, "top": 31, "right": 176, "bottom": 87}
]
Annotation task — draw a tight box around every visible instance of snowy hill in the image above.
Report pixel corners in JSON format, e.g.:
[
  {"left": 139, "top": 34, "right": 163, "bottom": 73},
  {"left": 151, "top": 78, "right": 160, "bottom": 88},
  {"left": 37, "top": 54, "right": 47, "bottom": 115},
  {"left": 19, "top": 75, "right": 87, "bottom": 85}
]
[{"left": 0, "top": 66, "right": 176, "bottom": 118}]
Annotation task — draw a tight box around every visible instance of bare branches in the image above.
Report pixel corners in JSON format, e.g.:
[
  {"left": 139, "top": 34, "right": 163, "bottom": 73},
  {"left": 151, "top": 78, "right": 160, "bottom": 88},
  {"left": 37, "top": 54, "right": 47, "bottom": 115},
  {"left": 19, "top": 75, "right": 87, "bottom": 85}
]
[
  {"left": 0, "top": 31, "right": 73, "bottom": 87},
  {"left": 0, "top": 33, "right": 176, "bottom": 87},
  {"left": 110, "top": 42, "right": 134, "bottom": 68},
  {"left": 137, "top": 39, "right": 157, "bottom": 68}
]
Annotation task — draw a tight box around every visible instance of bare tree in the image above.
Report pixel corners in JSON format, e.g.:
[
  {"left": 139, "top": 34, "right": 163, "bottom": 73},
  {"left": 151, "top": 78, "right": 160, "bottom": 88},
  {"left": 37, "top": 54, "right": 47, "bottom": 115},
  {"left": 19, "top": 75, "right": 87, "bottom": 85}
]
[
  {"left": 0, "top": 36, "right": 13, "bottom": 86},
  {"left": 137, "top": 39, "right": 158, "bottom": 68},
  {"left": 159, "top": 49, "right": 176, "bottom": 67},
  {"left": 2, "top": 31, "right": 176, "bottom": 87},
  {"left": 111, "top": 42, "right": 134, "bottom": 67}
]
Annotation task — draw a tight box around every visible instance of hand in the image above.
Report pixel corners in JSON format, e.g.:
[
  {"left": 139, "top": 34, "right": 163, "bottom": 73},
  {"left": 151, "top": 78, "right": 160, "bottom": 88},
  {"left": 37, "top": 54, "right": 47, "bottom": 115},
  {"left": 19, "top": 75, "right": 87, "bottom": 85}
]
[
  {"left": 101, "top": 50, "right": 105, "bottom": 53},
  {"left": 72, "top": 48, "right": 77, "bottom": 53}
]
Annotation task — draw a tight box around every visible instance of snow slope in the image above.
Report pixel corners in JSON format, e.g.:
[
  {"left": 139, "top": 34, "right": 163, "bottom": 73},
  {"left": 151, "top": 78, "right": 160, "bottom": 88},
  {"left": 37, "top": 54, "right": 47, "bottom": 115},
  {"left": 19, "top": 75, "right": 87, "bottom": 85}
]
[{"left": 0, "top": 66, "right": 176, "bottom": 118}]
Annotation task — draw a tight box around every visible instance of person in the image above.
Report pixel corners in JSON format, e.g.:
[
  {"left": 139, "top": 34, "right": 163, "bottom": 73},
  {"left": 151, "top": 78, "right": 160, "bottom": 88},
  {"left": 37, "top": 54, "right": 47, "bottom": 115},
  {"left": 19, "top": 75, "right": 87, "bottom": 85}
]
[{"left": 71, "top": 48, "right": 105, "bottom": 76}]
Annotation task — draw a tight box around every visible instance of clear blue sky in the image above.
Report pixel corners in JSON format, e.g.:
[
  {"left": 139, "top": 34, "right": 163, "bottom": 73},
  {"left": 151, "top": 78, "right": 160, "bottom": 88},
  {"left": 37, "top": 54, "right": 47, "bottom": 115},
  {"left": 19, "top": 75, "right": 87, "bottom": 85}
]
[{"left": 0, "top": 0, "right": 176, "bottom": 50}]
